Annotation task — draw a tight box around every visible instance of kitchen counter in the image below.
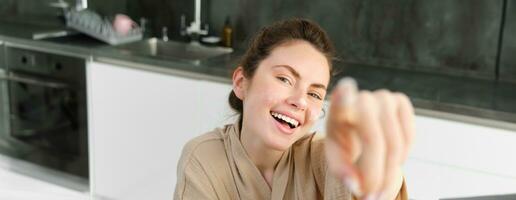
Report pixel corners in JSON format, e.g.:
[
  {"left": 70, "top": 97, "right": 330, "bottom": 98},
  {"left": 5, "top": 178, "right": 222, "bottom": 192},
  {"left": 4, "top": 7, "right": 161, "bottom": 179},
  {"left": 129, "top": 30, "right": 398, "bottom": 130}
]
[{"left": 1, "top": 20, "right": 516, "bottom": 131}]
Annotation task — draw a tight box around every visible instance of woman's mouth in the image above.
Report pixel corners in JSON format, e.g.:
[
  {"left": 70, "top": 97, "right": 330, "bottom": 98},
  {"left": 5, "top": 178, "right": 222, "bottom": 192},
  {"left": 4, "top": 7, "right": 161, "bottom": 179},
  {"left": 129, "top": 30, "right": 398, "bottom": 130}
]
[{"left": 270, "top": 111, "right": 300, "bottom": 135}]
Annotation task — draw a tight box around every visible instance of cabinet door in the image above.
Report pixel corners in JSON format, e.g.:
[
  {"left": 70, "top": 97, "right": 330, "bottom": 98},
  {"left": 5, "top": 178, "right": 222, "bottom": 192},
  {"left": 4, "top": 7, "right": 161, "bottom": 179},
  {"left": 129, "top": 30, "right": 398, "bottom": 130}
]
[
  {"left": 196, "top": 80, "right": 236, "bottom": 133},
  {"left": 405, "top": 115, "right": 516, "bottom": 198},
  {"left": 87, "top": 61, "right": 203, "bottom": 200}
]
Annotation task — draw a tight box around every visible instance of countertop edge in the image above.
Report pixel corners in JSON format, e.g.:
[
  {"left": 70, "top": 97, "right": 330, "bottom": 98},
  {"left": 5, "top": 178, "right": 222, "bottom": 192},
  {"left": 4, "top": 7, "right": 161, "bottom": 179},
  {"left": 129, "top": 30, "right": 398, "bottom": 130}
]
[
  {"left": 94, "top": 56, "right": 232, "bottom": 84},
  {"left": 415, "top": 107, "right": 516, "bottom": 132},
  {"left": 2, "top": 34, "right": 516, "bottom": 132}
]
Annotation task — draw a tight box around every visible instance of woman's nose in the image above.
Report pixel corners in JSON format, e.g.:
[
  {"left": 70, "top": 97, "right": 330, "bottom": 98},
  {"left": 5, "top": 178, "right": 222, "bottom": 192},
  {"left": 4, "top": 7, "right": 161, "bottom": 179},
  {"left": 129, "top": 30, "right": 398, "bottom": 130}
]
[{"left": 287, "top": 90, "right": 308, "bottom": 111}]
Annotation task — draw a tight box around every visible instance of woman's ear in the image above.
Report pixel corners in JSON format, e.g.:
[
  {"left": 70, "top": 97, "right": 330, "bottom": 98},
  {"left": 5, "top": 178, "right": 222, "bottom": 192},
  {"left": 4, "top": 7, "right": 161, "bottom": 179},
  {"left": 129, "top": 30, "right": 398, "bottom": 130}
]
[{"left": 232, "top": 66, "right": 247, "bottom": 100}]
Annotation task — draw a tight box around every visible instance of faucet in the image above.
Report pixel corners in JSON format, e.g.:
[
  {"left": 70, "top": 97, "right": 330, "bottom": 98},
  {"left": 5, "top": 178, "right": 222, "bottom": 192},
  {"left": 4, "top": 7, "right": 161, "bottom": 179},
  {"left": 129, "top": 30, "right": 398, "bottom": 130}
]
[
  {"left": 162, "top": 26, "right": 169, "bottom": 42},
  {"left": 49, "top": 0, "right": 86, "bottom": 11},
  {"left": 76, "top": 0, "right": 87, "bottom": 10},
  {"left": 185, "top": 0, "right": 208, "bottom": 40}
]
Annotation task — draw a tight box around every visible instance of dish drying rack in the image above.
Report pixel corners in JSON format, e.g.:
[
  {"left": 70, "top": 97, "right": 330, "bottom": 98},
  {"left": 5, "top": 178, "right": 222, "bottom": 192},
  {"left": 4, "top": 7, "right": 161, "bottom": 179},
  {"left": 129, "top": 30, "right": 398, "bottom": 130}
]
[{"left": 65, "top": 9, "right": 142, "bottom": 45}]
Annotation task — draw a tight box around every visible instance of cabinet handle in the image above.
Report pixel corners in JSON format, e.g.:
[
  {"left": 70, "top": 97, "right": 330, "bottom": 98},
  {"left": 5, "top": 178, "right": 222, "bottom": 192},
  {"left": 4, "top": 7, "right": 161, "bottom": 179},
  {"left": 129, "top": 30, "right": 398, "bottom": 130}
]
[{"left": 0, "top": 71, "right": 70, "bottom": 89}]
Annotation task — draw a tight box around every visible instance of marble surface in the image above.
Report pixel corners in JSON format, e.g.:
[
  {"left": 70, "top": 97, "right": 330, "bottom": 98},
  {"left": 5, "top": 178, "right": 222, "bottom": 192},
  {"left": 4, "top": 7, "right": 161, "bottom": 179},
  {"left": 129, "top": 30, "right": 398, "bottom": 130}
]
[
  {"left": 499, "top": 0, "right": 516, "bottom": 82},
  {"left": 338, "top": 64, "right": 516, "bottom": 124}
]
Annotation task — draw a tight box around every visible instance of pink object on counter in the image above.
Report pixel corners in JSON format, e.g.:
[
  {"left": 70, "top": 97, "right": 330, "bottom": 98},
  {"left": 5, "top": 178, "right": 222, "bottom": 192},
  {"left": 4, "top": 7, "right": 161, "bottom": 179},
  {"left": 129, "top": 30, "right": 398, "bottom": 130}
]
[{"left": 113, "top": 14, "right": 136, "bottom": 35}]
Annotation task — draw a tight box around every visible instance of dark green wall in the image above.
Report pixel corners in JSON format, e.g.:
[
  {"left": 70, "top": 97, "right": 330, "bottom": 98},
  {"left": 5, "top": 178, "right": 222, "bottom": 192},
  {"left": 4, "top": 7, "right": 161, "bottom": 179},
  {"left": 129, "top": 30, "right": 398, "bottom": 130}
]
[
  {"left": 216, "top": 0, "right": 503, "bottom": 80},
  {"left": 500, "top": 0, "right": 516, "bottom": 83},
  {"left": 0, "top": 0, "right": 75, "bottom": 16},
  {"left": 113, "top": 0, "right": 506, "bottom": 80},
  {"left": 2, "top": 0, "right": 514, "bottom": 82}
]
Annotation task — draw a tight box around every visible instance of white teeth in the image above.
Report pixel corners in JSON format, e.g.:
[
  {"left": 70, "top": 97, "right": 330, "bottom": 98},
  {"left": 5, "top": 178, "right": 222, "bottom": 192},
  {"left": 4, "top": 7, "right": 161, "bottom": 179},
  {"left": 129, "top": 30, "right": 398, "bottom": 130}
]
[
  {"left": 292, "top": 120, "right": 299, "bottom": 127},
  {"left": 271, "top": 111, "right": 300, "bottom": 128}
]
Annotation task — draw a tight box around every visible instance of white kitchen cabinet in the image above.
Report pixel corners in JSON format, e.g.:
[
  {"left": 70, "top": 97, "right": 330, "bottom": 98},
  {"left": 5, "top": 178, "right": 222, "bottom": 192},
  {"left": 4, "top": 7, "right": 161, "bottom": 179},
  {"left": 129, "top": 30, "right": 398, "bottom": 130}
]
[
  {"left": 196, "top": 80, "right": 237, "bottom": 134},
  {"left": 87, "top": 61, "right": 234, "bottom": 200},
  {"left": 404, "top": 115, "right": 516, "bottom": 199},
  {"left": 315, "top": 105, "right": 516, "bottom": 199},
  {"left": 87, "top": 60, "right": 516, "bottom": 200}
]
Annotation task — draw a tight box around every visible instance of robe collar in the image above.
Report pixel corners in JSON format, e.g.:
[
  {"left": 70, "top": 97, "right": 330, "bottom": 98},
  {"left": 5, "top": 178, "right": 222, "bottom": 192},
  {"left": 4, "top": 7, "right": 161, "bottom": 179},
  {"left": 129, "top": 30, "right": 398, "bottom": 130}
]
[{"left": 222, "top": 120, "right": 293, "bottom": 200}]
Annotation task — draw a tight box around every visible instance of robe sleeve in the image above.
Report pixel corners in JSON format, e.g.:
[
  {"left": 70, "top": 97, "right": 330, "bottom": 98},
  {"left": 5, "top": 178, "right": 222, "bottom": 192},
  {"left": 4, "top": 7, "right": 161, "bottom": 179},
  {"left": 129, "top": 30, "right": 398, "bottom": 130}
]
[
  {"left": 394, "top": 177, "right": 408, "bottom": 200},
  {"left": 174, "top": 156, "right": 218, "bottom": 200},
  {"left": 350, "top": 178, "right": 408, "bottom": 200},
  {"left": 310, "top": 136, "right": 353, "bottom": 200}
]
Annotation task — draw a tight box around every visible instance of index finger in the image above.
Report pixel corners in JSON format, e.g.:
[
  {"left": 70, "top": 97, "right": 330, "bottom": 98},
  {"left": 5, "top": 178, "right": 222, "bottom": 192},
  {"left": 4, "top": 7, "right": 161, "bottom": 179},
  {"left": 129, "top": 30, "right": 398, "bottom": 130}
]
[{"left": 327, "top": 78, "right": 387, "bottom": 196}]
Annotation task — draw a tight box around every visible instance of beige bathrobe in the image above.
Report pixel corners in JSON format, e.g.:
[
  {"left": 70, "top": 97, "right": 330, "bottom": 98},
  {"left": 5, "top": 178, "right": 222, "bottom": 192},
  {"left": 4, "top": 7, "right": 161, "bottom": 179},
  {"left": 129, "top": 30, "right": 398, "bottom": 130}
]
[{"left": 174, "top": 121, "right": 407, "bottom": 200}]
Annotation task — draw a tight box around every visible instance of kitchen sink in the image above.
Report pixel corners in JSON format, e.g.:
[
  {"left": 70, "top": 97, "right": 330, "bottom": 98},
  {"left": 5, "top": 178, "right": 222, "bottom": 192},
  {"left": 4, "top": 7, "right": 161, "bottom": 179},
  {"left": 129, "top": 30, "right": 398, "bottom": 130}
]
[{"left": 114, "top": 38, "right": 233, "bottom": 64}]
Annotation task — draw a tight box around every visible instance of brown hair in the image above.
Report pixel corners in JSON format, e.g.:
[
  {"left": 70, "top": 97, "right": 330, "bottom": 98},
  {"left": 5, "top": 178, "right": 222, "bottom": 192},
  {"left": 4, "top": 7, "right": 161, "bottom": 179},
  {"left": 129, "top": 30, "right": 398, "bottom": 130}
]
[{"left": 228, "top": 18, "right": 335, "bottom": 117}]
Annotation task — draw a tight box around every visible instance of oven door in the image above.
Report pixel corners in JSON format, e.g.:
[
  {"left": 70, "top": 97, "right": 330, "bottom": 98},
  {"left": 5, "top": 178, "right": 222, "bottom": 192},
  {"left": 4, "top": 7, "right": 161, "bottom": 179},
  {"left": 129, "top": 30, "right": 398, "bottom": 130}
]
[
  {"left": 0, "top": 70, "right": 88, "bottom": 178},
  {"left": 7, "top": 70, "right": 76, "bottom": 144}
]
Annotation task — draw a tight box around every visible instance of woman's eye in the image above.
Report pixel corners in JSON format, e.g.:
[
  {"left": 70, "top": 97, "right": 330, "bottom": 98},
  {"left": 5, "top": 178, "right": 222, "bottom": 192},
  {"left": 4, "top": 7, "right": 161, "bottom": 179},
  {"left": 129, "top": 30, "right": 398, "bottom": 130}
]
[
  {"left": 309, "top": 93, "right": 322, "bottom": 100},
  {"left": 277, "top": 76, "right": 292, "bottom": 85}
]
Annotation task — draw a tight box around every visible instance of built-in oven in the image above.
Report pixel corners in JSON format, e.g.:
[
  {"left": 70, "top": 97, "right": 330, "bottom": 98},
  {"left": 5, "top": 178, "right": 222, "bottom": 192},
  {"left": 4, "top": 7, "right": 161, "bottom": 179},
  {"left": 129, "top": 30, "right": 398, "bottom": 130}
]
[{"left": 0, "top": 45, "right": 88, "bottom": 179}]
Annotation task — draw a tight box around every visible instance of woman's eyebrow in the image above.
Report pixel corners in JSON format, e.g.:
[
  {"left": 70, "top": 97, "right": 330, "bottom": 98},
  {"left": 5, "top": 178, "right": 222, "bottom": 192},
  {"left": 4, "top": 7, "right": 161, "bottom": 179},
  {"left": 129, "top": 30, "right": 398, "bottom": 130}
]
[
  {"left": 273, "top": 65, "right": 327, "bottom": 90},
  {"left": 312, "top": 83, "right": 327, "bottom": 90},
  {"left": 273, "top": 65, "right": 301, "bottom": 79}
]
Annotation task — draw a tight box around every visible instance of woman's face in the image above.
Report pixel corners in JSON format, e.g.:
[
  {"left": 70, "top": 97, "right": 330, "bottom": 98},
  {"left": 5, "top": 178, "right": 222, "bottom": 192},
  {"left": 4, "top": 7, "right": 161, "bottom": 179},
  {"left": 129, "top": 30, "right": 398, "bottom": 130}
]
[{"left": 235, "top": 40, "right": 330, "bottom": 151}]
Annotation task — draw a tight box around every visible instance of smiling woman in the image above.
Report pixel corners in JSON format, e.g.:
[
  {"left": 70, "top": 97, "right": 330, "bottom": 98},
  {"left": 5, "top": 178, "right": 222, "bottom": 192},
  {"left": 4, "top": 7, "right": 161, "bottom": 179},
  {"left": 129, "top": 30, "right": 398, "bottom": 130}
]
[{"left": 174, "top": 18, "right": 413, "bottom": 200}]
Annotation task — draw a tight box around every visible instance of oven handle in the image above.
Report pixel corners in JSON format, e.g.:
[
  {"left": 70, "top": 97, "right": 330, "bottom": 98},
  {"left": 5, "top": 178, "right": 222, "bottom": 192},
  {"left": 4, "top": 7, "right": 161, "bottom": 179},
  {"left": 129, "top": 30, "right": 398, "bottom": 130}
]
[{"left": 0, "top": 71, "right": 70, "bottom": 89}]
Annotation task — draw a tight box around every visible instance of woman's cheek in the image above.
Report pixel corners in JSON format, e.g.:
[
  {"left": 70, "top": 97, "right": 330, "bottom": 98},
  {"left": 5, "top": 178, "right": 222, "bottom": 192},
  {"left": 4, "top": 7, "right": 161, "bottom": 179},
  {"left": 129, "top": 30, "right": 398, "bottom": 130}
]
[
  {"left": 299, "top": 107, "right": 320, "bottom": 131},
  {"left": 308, "top": 108, "right": 321, "bottom": 124},
  {"left": 262, "top": 91, "right": 284, "bottom": 106}
]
